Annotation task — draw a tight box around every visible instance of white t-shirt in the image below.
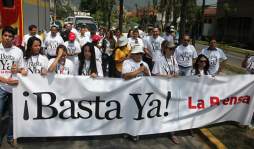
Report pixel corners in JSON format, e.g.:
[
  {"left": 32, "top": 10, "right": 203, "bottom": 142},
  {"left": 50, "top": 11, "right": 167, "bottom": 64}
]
[
  {"left": 64, "top": 41, "right": 81, "bottom": 75},
  {"left": 246, "top": 56, "right": 254, "bottom": 74},
  {"left": 44, "top": 34, "right": 64, "bottom": 56},
  {"left": 201, "top": 47, "right": 227, "bottom": 75},
  {"left": 152, "top": 55, "right": 179, "bottom": 75},
  {"left": 144, "top": 36, "right": 165, "bottom": 62},
  {"left": 24, "top": 54, "right": 48, "bottom": 74},
  {"left": 77, "top": 33, "right": 91, "bottom": 47},
  {"left": 122, "top": 59, "right": 151, "bottom": 77},
  {"left": 0, "top": 43, "right": 24, "bottom": 93},
  {"left": 80, "top": 60, "right": 103, "bottom": 77},
  {"left": 22, "top": 34, "right": 44, "bottom": 49},
  {"left": 94, "top": 46, "right": 102, "bottom": 64},
  {"left": 48, "top": 58, "right": 74, "bottom": 75},
  {"left": 163, "top": 34, "right": 174, "bottom": 42},
  {"left": 128, "top": 37, "right": 144, "bottom": 48},
  {"left": 174, "top": 44, "right": 198, "bottom": 67}
]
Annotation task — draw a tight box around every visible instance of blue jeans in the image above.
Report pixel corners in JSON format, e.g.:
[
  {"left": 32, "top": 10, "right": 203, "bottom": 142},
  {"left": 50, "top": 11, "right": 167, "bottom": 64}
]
[
  {"left": 178, "top": 65, "right": 192, "bottom": 76},
  {"left": 0, "top": 87, "right": 13, "bottom": 142}
]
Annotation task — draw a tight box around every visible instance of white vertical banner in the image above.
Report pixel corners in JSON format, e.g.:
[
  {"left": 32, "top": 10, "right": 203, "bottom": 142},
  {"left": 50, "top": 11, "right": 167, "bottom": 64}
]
[{"left": 13, "top": 74, "right": 254, "bottom": 139}]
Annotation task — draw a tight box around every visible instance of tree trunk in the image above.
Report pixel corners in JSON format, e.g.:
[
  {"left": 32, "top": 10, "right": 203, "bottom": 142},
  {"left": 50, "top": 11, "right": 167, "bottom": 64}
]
[
  {"left": 119, "top": 0, "right": 124, "bottom": 32},
  {"left": 179, "top": 0, "right": 187, "bottom": 43}
]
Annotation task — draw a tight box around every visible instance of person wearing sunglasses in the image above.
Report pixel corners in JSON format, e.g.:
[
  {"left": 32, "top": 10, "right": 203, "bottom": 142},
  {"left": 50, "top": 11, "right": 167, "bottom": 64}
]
[
  {"left": 174, "top": 35, "right": 198, "bottom": 76},
  {"left": 193, "top": 54, "right": 210, "bottom": 76},
  {"left": 152, "top": 40, "right": 179, "bottom": 77},
  {"left": 200, "top": 39, "right": 227, "bottom": 76}
]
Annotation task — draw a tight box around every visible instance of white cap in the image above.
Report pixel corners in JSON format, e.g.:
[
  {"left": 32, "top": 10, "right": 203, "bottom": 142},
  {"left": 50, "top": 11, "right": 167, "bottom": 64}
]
[
  {"left": 118, "top": 36, "right": 128, "bottom": 47},
  {"left": 131, "top": 44, "right": 144, "bottom": 54}
]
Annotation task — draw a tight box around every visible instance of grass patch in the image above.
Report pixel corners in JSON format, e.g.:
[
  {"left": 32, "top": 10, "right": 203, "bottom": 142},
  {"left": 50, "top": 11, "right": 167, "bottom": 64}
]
[{"left": 224, "top": 63, "right": 246, "bottom": 74}]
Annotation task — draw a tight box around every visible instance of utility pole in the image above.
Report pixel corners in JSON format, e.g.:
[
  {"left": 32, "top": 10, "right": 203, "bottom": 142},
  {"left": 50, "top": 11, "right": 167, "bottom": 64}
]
[{"left": 119, "top": 0, "right": 124, "bottom": 32}]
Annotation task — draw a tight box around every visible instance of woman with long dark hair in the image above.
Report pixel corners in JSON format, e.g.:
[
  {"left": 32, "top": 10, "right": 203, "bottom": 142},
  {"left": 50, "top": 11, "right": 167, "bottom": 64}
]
[
  {"left": 193, "top": 54, "right": 210, "bottom": 76},
  {"left": 24, "top": 36, "right": 48, "bottom": 75},
  {"left": 78, "top": 43, "right": 103, "bottom": 77}
]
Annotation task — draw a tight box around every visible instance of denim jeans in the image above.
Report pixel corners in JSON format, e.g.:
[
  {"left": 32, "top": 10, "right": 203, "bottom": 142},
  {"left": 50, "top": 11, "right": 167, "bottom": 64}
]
[
  {"left": 0, "top": 87, "right": 13, "bottom": 143},
  {"left": 178, "top": 65, "right": 193, "bottom": 76}
]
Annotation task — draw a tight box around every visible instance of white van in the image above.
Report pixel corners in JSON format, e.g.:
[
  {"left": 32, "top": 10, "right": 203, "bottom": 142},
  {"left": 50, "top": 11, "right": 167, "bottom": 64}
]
[{"left": 73, "top": 16, "right": 97, "bottom": 32}]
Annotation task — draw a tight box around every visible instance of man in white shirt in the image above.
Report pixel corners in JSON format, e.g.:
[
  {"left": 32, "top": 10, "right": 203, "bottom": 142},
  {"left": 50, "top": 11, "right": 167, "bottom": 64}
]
[
  {"left": 77, "top": 26, "right": 91, "bottom": 48},
  {"left": 21, "top": 24, "right": 43, "bottom": 50},
  {"left": 174, "top": 35, "right": 198, "bottom": 76},
  {"left": 0, "top": 26, "right": 26, "bottom": 145},
  {"left": 144, "top": 26, "right": 165, "bottom": 70},
  {"left": 201, "top": 39, "right": 227, "bottom": 76},
  {"left": 128, "top": 29, "right": 144, "bottom": 48},
  {"left": 44, "top": 25, "right": 64, "bottom": 59},
  {"left": 122, "top": 44, "right": 151, "bottom": 80}
]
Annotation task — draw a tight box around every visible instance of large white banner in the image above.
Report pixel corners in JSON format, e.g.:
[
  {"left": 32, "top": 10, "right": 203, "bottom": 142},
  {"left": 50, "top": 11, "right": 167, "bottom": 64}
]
[{"left": 13, "top": 74, "right": 254, "bottom": 139}]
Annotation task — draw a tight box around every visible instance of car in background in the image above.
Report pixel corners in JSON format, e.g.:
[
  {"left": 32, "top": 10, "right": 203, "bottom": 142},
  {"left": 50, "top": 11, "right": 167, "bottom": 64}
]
[
  {"left": 74, "top": 16, "right": 98, "bottom": 32},
  {"left": 64, "top": 16, "right": 74, "bottom": 24}
]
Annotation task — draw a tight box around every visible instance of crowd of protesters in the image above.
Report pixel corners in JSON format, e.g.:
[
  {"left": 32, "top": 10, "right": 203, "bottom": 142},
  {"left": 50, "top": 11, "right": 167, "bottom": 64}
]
[{"left": 3, "top": 20, "right": 254, "bottom": 145}]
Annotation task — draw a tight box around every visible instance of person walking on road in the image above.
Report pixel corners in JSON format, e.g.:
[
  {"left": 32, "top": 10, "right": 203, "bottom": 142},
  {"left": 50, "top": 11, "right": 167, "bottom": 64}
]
[
  {"left": 200, "top": 39, "right": 227, "bottom": 76},
  {"left": 174, "top": 35, "right": 197, "bottom": 76}
]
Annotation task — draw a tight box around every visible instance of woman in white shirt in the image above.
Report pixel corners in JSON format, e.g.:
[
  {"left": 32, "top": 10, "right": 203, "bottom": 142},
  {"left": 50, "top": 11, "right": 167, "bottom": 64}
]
[
  {"left": 192, "top": 54, "right": 210, "bottom": 76},
  {"left": 78, "top": 43, "right": 103, "bottom": 78},
  {"left": 24, "top": 36, "right": 48, "bottom": 75},
  {"left": 48, "top": 45, "right": 74, "bottom": 75},
  {"left": 152, "top": 40, "right": 179, "bottom": 77}
]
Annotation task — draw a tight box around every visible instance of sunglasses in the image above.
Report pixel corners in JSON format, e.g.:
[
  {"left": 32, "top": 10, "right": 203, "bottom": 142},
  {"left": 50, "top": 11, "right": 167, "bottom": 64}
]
[{"left": 200, "top": 60, "right": 207, "bottom": 63}]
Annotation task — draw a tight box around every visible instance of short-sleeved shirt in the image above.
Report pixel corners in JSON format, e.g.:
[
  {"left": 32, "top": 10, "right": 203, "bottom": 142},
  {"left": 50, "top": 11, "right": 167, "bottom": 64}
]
[
  {"left": 152, "top": 55, "right": 179, "bottom": 75},
  {"left": 22, "top": 34, "right": 44, "bottom": 49},
  {"left": 201, "top": 47, "right": 227, "bottom": 75},
  {"left": 44, "top": 34, "right": 64, "bottom": 56},
  {"left": 0, "top": 43, "right": 24, "bottom": 93},
  {"left": 77, "top": 34, "right": 91, "bottom": 47},
  {"left": 122, "top": 59, "right": 151, "bottom": 76},
  {"left": 174, "top": 44, "right": 198, "bottom": 67},
  {"left": 24, "top": 54, "right": 48, "bottom": 74},
  {"left": 114, "top": 46, "right": 131, "bottom": 72},
  {"left": 48, "top": 58, "right": 74, "bottom": 75},
  {"left": 128, "top": 37, "right": 144, "bottom": 48},
  {"left": 144, "top": 36, "right": 164, "bottom": 62}
]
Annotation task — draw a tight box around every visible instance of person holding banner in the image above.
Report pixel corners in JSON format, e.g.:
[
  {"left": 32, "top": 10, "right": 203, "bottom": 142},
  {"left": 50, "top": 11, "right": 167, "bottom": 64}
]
[
  {"left": 192, "top": 54, "right": 210, "bottom": 76},
  {"left": 152, "top": 40, "right": 179, "bottom": 77},
  {"left": 78, "top": 43, "right": 103, "bottom": 77},
  {"left": 0, "top": 26, "right": 26, "bottom": 145},
  {"left": 48, "top": 45, "right": 74, "bottom": 75},
  {"left": 122, "top": 44, "right": 151, "bottom": 80},
  {"left": 151, "top": 40, "right": 179, "bottom": 144},
  {"left": 24, "top": 36, "right": 48, "bottom": 75}
]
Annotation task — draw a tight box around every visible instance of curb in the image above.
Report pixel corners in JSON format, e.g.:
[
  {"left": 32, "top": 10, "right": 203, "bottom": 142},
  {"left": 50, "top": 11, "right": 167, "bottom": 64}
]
[{"left": 199, "top": 128, "right": 228, "bottom": 149}]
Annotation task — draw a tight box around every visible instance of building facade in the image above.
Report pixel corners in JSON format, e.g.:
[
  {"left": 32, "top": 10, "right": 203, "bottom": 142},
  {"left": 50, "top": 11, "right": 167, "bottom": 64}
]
[{"left": 216, "top": 0, "right": 254, "bottom": 49}]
